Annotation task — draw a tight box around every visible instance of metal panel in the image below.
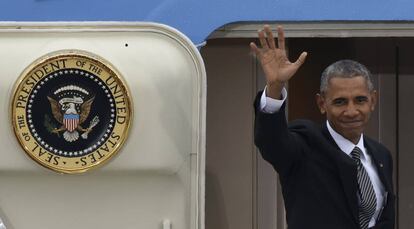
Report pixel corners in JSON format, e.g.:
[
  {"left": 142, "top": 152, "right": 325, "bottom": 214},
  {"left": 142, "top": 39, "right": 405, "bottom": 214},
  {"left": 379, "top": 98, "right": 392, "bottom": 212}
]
[
  {"left": 0, "top": 22, "right": 206, "bottom": 229},
  {"left": 202, "top": 39, "right": 256, "bottom": 229}
]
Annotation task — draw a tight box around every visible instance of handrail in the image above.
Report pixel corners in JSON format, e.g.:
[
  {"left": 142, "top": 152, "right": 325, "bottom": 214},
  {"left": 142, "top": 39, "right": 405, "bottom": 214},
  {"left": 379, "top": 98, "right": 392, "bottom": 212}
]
[{"left": 0, "top": 217, "right": 6, "bottom": 229}]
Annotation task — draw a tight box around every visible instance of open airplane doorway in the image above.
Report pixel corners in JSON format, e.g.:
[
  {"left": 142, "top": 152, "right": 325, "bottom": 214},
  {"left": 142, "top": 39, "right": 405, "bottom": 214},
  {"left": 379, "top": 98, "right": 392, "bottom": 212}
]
[{"left": 202, "top": 23, "right": 414, "bottom": 229}]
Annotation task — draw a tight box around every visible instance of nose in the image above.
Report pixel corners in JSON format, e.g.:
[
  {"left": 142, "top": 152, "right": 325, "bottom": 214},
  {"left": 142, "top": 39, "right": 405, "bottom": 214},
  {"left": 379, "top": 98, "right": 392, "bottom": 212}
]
[{"left": 344, "top": 103, "right": 359, "bottom": 117}]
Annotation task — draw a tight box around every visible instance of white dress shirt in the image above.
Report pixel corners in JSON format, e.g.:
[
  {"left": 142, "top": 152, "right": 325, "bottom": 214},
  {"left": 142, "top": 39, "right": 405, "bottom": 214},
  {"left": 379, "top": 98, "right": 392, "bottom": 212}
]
[{"left": 259, "top": 88, "right": 386, "bottom": 227}]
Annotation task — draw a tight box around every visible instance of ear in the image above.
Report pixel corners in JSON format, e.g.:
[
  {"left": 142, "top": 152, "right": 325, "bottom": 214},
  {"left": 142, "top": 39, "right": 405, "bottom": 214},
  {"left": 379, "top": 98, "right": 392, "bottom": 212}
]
[
  {"left": 370, "top": 90, "right": 378, "bottom": 111},
  {"left": 316, "top": 93, "right": 326, "bottom": 114}
]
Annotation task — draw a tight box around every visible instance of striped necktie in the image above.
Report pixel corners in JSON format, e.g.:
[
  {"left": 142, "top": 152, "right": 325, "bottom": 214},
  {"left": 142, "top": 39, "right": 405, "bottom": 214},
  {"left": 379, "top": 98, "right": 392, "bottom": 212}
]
[{"left": 351, "top": 146, "right": 377, "bottom": 229}]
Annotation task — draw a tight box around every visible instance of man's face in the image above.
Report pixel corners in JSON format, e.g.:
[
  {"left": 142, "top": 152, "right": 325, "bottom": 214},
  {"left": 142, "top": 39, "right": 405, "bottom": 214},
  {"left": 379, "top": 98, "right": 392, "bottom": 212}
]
[{"left": 316, "top": 76, "right": 377, "bottom": 144}]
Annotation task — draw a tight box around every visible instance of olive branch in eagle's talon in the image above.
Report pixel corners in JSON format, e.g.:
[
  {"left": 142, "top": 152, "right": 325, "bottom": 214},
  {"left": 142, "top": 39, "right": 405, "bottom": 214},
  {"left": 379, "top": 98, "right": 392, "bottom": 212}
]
[
  {"left": 44, "top": 114, "right": 60, "bottom": 137},
  {"left": 81, "top": 116, "right": 100, "bottom": 139}
]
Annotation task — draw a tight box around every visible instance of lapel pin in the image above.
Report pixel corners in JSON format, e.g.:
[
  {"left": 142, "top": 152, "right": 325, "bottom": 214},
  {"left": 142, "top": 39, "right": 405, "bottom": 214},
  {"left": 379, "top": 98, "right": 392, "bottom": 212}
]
[{"left": 379, "top": 163, "right": 384, "bottom": 168}]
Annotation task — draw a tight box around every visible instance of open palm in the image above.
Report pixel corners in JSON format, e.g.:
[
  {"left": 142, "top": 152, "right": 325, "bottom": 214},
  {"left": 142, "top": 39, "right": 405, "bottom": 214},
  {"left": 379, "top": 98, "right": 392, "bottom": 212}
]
[{"left": 250, "top": 25, "right": 307, "bottom": 89}]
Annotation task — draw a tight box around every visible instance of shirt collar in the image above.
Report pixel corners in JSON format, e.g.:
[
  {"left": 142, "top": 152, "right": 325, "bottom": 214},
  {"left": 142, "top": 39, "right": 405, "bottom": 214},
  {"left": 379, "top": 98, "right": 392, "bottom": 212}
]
[{"left": 326, "top": 120, "right": 367, "bottom": 160}]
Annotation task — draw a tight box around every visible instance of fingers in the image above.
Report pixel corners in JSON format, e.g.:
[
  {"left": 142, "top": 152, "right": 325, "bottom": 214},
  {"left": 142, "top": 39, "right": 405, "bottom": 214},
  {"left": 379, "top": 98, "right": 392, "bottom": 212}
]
[
  {"left": 294, "top": 52, "right": 308, "bottom": 67},
  {"left": 251, "top": 25, "right": 289, "bottom": 55},
  {"left": 258, "top": 30, "right": 269, "bottom": 49},
  {"left": 277, "top": 26, "right": 285, "bottom": 50},
  {"left": 264, "top": 25, "right": 276, "bottom": 49},
  {"left": 258, "top": 25, "right": 284, "bottom": 50},
  {"left": 250, "top": 42, "right": 260, "bottom": 56}
]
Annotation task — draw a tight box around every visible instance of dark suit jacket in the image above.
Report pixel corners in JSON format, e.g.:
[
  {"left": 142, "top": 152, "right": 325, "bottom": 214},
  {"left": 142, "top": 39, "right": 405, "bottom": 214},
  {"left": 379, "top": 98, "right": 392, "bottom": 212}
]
[{"left": 254, "top": 95, "right": 395, "bottom": 229}]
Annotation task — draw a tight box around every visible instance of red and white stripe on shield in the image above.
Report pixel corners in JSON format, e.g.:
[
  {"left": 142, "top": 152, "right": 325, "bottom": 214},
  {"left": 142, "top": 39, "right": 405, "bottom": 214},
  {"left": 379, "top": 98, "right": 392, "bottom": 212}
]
[{"left": 63, "top": 114, "right": 80, "bottom": 132}]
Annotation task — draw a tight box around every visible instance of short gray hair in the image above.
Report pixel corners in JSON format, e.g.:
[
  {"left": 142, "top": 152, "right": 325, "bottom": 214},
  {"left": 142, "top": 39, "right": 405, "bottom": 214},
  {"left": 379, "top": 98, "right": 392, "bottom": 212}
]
[{"left": 320, "top": 60, "right": 374, "bottom": 94}]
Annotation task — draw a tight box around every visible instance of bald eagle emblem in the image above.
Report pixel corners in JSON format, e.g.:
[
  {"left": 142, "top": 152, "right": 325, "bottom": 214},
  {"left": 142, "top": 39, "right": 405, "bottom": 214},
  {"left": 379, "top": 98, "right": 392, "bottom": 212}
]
[{"left": 46, "top": 85, "right": 100, "bottom": 142}]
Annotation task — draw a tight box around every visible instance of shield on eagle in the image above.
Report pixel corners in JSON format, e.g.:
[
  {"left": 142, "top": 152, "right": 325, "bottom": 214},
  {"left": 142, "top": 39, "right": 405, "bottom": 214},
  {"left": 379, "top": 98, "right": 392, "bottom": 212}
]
[{"left": 63, "top": 114, "right": 80, "bottom": 132}]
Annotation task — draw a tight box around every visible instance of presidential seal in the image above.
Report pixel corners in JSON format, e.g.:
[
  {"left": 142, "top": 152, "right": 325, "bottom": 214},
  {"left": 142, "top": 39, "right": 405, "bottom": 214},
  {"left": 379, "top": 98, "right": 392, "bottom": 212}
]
[{"left": 11, "top": 50, "right": 132, "bottom": 174}]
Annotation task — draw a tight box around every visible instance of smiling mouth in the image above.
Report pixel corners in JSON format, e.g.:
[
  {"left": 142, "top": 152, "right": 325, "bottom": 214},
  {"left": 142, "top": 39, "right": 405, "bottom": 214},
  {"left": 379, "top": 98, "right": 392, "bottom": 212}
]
[{"left": 341, "top": 121, "right": 363, "bottom": 127}]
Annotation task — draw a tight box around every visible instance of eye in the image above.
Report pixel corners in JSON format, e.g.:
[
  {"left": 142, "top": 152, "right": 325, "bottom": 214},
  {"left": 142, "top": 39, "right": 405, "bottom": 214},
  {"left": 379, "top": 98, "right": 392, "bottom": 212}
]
[
  {"left": 355, "top": 96, "right": 368, "bottom": 104},
  {"left": 332, "top": 98, "right": 346, "bottom": 106}
]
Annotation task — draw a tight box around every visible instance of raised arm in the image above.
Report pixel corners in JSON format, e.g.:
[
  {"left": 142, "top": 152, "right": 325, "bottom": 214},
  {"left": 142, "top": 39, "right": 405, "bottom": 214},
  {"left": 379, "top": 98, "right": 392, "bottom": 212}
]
[
  {"left": 252, "top": 25, "right": 308, "bottom": 175},
  {"left": 250, "top": 25, "right": 307, "bottom": 99}
]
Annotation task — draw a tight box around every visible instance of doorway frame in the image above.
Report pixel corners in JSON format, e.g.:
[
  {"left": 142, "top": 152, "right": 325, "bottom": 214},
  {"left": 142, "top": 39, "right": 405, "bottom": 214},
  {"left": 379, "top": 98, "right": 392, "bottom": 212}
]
[{"left": 207, "top": 22, "right": 414, "bottom": 229}]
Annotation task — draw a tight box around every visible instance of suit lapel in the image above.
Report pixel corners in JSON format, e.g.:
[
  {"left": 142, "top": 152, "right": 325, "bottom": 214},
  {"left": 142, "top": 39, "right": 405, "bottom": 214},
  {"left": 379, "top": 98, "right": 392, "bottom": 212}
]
[
  {"left": 321, "top": 124, "right": 359, "bottom": 225},
  {"left": 364, "top": 138, "right": 393, "bottom": 193}
]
